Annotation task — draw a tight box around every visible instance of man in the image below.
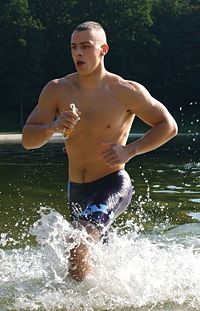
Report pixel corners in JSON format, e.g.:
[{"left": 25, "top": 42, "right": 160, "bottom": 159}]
[{"left": 22, "top": 21, "right": 178, "bottom": 281}]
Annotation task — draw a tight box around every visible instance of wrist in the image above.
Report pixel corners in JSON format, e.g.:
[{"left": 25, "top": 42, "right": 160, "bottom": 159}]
[
  {"left": 47, "top": 122, "right": 57, "bottom": 135},
  {"left": 126, "top": 143, "right": 139, "bottom": 159}
]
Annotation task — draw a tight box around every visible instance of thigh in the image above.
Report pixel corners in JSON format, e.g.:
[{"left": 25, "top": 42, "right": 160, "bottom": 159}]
[
  {"left": 79, "top": 170, "right": 133, "bottom": 232},
  {"left": 68, "top": 182, "right": 85, "bottom": 221}
]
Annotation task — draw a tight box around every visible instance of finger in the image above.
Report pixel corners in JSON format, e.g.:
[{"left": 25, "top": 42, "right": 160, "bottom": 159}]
[
  {"left": 61, "top": 111, "right": 74, "bottom": 116},
  {"left": 101, "top": 150, "right": 114, "bottom": 157},
  {"left": 103, "top": 156, "right": 117, "bottom": 164},
  {"left": 102, "top": 142, "right": 116, "bottom": 149},
  {"left": 71, "top": 111, "right": 81, "bottom": 120},
  {"left": 101, "top": 147, "right": 116, "bottom": 155},
  {"left": 62, "top": 113, "right": 79, "bottom": 122},
  {"left": 62, "top": 114, "right": 79, "bottom": 123},
  {"left": 61, "top": 120, "right": 76, "bottom": 129},
  {"left": 106, "top": 159, "right": 120, "bottom": 167},
  {"left": 101, "top": 151, "right": 117, "bottom": 160},
  {"left": 102, "top": 152, "right": 119, "bottom": 162}
]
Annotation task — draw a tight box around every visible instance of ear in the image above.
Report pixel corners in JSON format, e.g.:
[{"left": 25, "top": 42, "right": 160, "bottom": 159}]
[{"left": 100, "top": 44, "right": 109, "bottom": 56}]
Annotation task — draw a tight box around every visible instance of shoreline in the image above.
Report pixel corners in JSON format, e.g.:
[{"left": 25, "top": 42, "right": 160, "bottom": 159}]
[
  {"left": 0, "top": 133, "right": 144, "bottom": 143},
  {"left": 0, "top": 132, "right": 196, "bottom": 143},
  {"left": 0, "top": 133, "right": 63, "bottom": 143}
]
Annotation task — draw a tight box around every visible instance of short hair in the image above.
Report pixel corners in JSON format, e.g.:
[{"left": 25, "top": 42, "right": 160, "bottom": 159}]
[{"left": 74, "top": 21, "right": 104, "bottom": 32}]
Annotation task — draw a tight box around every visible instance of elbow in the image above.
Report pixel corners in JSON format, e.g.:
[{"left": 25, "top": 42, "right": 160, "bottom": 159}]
[
  {"left": 172, "top": 120, "right": 178, "bottom": 136},
  {"left": 22, "top": 142, "right": 31, "bottom": 150},
  {"left": 21, "top": 128, "right": 32, "bottom": 150},
  {"left": 169, "top": 119, "right": 178, "bottom": 138},
  {"left": 22, "top": 137, "right": 31, "bottom": 150}
]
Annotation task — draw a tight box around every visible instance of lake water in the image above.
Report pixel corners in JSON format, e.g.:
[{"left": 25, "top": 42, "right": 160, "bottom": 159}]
[{"left": 0, "top": 134, "right": 200, "bottom": 311}]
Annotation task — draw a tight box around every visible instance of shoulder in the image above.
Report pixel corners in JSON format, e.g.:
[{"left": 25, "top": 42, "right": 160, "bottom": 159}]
[
  {"left": 107, "top": 73, "right": 151, "bottom": 107},
  {"left": 39, "top": 73, "right": 77, "bottom": 101},
  {"left": 42, "top": 73, "right": 77, "bottom": 93},
  {"left": 107, "top": 72, "right": 146, "bottom": 94}
]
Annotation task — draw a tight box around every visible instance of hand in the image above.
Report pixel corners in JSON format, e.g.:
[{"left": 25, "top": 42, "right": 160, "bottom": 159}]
[
  {"left": 51, "top": 110, "right": 81, "bottom": 133},
  {"left": 101, "top": 143, "right": 131, "bottom": 167}
]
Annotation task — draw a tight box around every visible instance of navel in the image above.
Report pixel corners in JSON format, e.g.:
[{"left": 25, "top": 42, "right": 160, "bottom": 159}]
[{"left": 106, "top": 124, "right": 111, "bottom": 129}]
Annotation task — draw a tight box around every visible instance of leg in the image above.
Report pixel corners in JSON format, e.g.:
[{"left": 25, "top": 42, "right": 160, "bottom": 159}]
[
  {"left": 68, "top": 220, "right": 100, "bottom": 282},
  {"left": 67, "top": 170, "right": 133, "bottom": 281}
]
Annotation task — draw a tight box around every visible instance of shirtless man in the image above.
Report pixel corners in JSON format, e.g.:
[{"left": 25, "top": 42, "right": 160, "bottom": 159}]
[{"left": 22, "top": 21, "right": 178, "bottom": 281}]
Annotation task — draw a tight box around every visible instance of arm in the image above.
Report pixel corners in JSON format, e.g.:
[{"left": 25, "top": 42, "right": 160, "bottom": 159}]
[
  {"left": 22, "top": 80, "right": 58, "bottom": 149},
  {"left": 126, "top": 84, "right": 178, "bottom": 157},
  {"left": 22, "top": 80, "right": 80, "bottom": 150},
  {"left": 102, "top": 83, "right": 178, "bottom": 167}
]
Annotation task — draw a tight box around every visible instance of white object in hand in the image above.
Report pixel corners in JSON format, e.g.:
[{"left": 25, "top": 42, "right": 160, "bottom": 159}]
[{"left": 63, "top": 103, "right": 80, "bottom": 140}]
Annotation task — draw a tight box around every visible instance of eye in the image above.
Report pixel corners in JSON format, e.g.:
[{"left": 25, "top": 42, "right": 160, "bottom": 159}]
[{"left": 82, "top": 44, "right": 91, "bottom": 49}]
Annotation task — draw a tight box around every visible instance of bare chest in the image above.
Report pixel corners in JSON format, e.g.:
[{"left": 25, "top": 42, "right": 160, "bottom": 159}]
[{"left": 58, "top": 88, "right": 131, "bottom": 131}]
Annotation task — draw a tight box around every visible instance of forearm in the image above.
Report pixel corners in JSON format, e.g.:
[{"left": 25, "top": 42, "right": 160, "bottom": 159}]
[
  {"left": 22, "top": 123, "right": 55, "bottom": 149},
  {"left": 127, "top": 120, "right": 178, "bottom": 158}
]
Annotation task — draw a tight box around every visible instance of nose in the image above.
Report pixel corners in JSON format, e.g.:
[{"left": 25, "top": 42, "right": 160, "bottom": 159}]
[{"left": 74, "top": 47, "right": 82, "bottom": 57}]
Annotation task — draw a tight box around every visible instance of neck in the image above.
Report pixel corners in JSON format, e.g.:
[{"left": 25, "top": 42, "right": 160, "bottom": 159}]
[{"left": 78, "top": 65, "right": 108, "bottom": 90}]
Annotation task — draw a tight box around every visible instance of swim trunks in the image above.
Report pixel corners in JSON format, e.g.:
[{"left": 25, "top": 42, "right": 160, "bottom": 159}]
[{"left": 68, "top": 169, "right": 133, "bottom": 233}]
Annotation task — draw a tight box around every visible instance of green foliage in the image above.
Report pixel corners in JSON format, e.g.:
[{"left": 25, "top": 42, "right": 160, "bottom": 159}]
[
  {"left": 0, "top": 0, "right": 199, "bottom": 131},
  {"left": 0, "top": 0, "right": 43, "bottom": 115},
  {"left": 149, "top": 0, "right": 200, "bottom": 119}
]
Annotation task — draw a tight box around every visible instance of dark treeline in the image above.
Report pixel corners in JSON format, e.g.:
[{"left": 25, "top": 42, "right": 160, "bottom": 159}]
[{"left": 0, "top": 0, "right": 199, "bottom": 132}]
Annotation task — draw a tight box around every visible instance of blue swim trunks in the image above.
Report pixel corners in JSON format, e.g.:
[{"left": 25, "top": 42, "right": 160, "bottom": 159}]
[{"left": 68, "top": 169, "right": 133, "bottom": 233}]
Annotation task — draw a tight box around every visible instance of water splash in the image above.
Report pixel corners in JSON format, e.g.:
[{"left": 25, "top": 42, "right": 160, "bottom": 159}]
[{"left": 1, "top": 208, "right": 200, "bottom": 311}]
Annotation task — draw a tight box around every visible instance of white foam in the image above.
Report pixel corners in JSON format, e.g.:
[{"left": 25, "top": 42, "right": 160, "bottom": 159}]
[{"left": 1, "top": 208, "right": 200, "bottom": 311}]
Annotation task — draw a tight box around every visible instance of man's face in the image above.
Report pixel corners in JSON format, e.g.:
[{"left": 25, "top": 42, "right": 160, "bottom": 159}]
[{"left": 70, "top": 30, "right": 105, "bottom": 76}]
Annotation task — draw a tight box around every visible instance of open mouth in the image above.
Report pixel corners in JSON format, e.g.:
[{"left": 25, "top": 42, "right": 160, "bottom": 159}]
[{"left": 76, "top": 60, "right": 85, "bottom": 67}]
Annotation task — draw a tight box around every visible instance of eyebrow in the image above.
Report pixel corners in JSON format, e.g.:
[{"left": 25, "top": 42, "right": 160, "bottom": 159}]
[{"left": 70, "top": 41, "right": 93, "bottom": 47}]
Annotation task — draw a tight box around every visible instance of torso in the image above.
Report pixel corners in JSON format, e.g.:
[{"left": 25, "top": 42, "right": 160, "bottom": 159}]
[{"left": 56, "top": 72, "right": 135, "bottom": 183}]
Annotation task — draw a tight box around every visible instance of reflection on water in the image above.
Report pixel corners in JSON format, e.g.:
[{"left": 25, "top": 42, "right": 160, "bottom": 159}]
[{"left": 0, "top": 134, "right": 200, "bottom": 311}]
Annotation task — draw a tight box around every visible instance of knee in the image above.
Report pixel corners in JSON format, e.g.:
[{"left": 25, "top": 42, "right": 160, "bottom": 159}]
[{"left": 79, "top": 219, "right": 100, "bottom": 242}]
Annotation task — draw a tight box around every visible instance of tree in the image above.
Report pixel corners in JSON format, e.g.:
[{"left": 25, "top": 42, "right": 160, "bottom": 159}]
[
  {"left": 29, "top": 0, "right": 75, "bottom": 82},
  {"left": 149, "top": 0, "right": 200, "bottom": 109},
  {"left": 0, "top": 0, "right": 199, "bottom": 131},
  {"left": 0, "top": 0, "right": 43, "bottom": 129}
]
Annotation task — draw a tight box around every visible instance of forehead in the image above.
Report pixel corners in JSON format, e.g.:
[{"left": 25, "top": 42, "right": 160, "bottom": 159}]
[{"left": 71, "top": 29, "right": 104, "bottom": 44}]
